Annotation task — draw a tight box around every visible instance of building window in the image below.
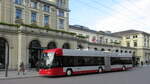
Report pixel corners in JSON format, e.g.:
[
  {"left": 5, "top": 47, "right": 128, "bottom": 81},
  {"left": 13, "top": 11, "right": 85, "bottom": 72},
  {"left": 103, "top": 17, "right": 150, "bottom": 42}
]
[
  {"left": 108, "top": 49, "right": 111, "bottom": 51},
  {"left": 125, "top": 51, "right": 128, "bottom": 53},
  {"left": 101, "top": 48, "right": 105, "bottom": 51},
  {"left": 127, "top": 42, "right": 130, "bottom": 47},
  {"left": 110, "top": 39, "right": 113, "bottom": 43},
  {"left": 15, "top": 0, "right": 23, "bottom": 5},
  {"left": 58, "top": 18, "right": 64, "bottom": 29},
  {"left": 62, "top": 43, "right": 70, "bottom": 49},
  {"left": 116, "top": 50, "right": 119, "bottom": 52},
  {"left": 58, "top": 9, "right": 64, "bottom": 17},
  {"left": 134, "top": 41, "right": 137, "bottom": 47},
  {"left": 120, "top": 50, "right": 123, "bottom": 53},
  {"left": 148, "top": 39, "right": 150, "bottom": 48},
  {"left": 86, "top": 35, "right": 89, "bottom": 38},
  {"left": 105, "top": 39, "right": 108, "bottom": 43},
  {"left": 99, "top": 37, "right": 103, "bottom": 43},
  {"left": 44, "top": 15, "right": 49, "bottom": 26},
  {"left": 31, "top": 1, "right": 37, "bottom": 9},
  {"left": 43, "top": 5, "right": 50, "bottom": 12},
  {"left": 57, "top": 0, "right": 63, "bottom": 7},
  {"left": 133, "top": 35, "right": 138, "bottom": 38},
  {"left": 126, "top": 36, "right": 130, "bottom": 39},
  {"left": 31, "top": 12, "right": 37, "bottom": 23},
  {"left": 16, "top": 8, "right": 22, "bottom": 19},
  {"left": 144, "top": 43, "right": 146, "bottom": 47},
  {"left": 144, "top": 38, "right": 146, "bottom": 42},
  {"left": 92, "top": 36, "right": 96, "bottom": 43}
]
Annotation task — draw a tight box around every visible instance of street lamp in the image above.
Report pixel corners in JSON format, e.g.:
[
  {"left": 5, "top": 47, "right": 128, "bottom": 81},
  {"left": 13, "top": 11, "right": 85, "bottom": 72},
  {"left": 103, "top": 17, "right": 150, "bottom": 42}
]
[{"left": 5, "top": 42, "right": 9, "bottom": 77}]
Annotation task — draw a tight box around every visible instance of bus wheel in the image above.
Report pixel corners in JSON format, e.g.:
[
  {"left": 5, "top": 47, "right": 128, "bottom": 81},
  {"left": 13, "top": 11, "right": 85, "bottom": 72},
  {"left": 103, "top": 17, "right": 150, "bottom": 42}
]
[
  {"left": 122, "top": 66, "right": 126, "bottom": 71},
  {"left": 66, "top": 69, "right": 72, "bottom": 76},
  {"left": 98, "top": 67, "right": 103, "bottom": 73}
]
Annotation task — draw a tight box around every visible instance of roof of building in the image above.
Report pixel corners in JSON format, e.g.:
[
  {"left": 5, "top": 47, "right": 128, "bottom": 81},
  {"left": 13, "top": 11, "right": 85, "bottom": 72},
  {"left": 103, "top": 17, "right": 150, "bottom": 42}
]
[
  {"left": 69, "top": 25, "right": 97, "bottom": 33},
  {"left": 69, "top": 25, "right": 121, "bottom": 38},
  {"left": 112, "top": 29, "right": 150, "bottom": 36}
]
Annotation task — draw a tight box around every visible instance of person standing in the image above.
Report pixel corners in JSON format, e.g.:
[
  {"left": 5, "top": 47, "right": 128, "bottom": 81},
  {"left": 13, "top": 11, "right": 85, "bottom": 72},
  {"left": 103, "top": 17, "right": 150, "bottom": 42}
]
[
  {"left": 18, "top": 62, "right": 25, "bottom": 75},
  {"left": 141, "top": 61, "right": 144, "bottom": 66}
]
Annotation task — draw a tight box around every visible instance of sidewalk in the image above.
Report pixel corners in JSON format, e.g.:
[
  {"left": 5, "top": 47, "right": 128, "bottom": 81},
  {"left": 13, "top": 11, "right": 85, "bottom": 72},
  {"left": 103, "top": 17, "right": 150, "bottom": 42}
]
[{"left": 0, "top": 69, "right": 39, "bottom": 80}]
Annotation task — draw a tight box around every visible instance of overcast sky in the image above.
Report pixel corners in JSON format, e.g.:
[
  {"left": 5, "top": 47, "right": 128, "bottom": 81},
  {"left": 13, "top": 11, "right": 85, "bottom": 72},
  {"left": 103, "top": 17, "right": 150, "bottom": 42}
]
[{"left": 69, "top": 0, "right": 150, "bottom": 33}]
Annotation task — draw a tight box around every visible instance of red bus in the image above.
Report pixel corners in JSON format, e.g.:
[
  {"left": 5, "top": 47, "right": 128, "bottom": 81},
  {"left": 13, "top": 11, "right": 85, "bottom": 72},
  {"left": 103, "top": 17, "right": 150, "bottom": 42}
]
[{"left": 39, "top": 48, "right": 133, "bottom": 76}]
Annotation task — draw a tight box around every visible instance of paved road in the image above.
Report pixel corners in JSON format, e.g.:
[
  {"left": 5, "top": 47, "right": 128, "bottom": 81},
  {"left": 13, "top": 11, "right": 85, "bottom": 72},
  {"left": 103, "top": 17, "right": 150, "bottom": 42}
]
[{"left": 1, "top": 66, "right": 150, "bottom": 84}]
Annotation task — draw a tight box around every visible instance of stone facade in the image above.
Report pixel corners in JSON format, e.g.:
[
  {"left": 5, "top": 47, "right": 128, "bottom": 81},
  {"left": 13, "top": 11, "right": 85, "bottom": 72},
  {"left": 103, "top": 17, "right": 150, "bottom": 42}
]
[
  {"left": 69, "top": 25, "right": 122, "bottom": 45},
  {"left": 113, "top": 30, "right": 150, "bottom": 64},
  {"left": 0, "top": 0, "right": 69, "bottom": 31},
  {"left": 0, "top": 0, "right": 70, "bottom": 69}
]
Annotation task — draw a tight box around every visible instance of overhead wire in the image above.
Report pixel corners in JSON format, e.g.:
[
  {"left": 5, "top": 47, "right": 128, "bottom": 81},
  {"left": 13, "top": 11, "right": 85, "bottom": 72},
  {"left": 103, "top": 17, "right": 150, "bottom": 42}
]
[
  {"left": 92, "top": 0, "right": 149, "bottom": 26},
  {"left": 70, "top": 0, "right": 149, "bottom": 28}
]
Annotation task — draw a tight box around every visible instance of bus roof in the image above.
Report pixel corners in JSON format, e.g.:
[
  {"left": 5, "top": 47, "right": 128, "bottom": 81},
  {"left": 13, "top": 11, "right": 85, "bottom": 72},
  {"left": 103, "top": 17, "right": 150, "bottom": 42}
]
[
  {"left": 43, "top": 48, "right": 132, "bottom": 57},
  {"left": 63, "top": 49, "right": 132, "bottom": 57}
]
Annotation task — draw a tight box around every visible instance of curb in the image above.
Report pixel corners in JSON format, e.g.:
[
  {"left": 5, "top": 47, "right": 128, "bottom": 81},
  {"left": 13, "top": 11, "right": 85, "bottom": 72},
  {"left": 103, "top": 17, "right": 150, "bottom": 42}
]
[{"left": 0, "top": 75, "right": 40, "bottom": 80}]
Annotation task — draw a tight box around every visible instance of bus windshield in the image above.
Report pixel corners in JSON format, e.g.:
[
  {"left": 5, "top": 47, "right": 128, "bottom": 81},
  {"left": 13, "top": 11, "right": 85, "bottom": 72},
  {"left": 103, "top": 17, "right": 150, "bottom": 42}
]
[
  {"left": 46, "top": 53, "right": 55, "bottom": 66},
  {"left": 40, "top": 52, "right": 62, "bottom": 69},
  {"left": 41, "top": 52, "right": 55, "bottom": 69}
]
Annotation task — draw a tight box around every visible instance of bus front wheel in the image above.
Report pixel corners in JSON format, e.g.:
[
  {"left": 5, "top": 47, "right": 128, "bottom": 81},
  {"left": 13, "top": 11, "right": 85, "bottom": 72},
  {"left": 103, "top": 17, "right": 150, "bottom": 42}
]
[{"left": 66, "top": 69, "right": 72, "bottom": 76}]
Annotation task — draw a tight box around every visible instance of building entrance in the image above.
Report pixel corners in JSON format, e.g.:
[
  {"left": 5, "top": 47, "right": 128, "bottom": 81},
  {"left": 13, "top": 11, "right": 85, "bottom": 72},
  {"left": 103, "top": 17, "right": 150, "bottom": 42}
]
[
  {"left": 29, "top": 40, "right": 41, "bottom": 68},
  {"left": 0, "top": 38, "right": 8, "bottom": 69}
]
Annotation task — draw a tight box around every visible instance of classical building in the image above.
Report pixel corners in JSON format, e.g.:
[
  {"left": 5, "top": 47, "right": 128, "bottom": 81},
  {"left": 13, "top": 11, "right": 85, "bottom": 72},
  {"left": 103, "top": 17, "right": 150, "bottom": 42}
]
[
  {"left": 69, "top": 25, "right": 122, "bottom": 45},
  {"left": 69, "top": 25, "right": 135, "bottom": 60},
  {"left": 0, "top": 0, "right": 75, "bottom": 70},
  {"left": 0, "top": 0, "right": 69, "bottom": 31},
  {"left": 113, "top": 30, "right": 150, "bottom": 64}
]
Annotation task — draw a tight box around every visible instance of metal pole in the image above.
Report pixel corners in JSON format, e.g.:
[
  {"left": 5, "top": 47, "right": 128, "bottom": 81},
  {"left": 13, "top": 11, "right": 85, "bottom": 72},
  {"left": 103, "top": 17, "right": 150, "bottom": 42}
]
[{"left": 5, "top": 42, "right": 9, "bottom": 77}]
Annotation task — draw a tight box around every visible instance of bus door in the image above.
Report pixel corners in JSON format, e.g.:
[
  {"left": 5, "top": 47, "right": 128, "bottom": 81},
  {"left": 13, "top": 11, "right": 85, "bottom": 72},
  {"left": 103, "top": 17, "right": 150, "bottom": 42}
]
[{"left": 104, "top": 56, "right": 111, "bottom": 71}]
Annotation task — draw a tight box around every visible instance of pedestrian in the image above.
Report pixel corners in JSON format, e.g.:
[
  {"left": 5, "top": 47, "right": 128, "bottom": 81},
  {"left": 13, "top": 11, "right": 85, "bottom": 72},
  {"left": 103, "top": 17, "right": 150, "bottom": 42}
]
[
  {"left": 18, "top": 62, "right": 25, "bottom": 75},
  {"left": 145, "top": 61, "right": 148, "bottom": 65},
  {"left": 141, "top": 61, "right": 143, "bottom": 66},
  {"left": 36, "top": 61, "right": 40, "bottom": 71}
]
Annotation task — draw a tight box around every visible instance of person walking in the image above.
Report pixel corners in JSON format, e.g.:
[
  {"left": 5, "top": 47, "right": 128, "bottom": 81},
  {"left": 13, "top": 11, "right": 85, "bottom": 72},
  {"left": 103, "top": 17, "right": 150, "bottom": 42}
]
[{"left": 18, "top": 62, "right": 25, "bottom": 75}]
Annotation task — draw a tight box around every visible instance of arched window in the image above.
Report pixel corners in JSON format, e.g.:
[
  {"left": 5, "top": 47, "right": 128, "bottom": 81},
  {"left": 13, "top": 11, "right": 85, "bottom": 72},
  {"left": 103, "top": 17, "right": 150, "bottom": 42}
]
[
  {"left": 47, "top": 42, "right": 57, "bottom": 49},
  {"left": 78, "top": 44, "right": 83, "bottom": 49},
  {"left": 108, "top": 49, "right": 111, "bottom": 51},
  {"left": 94, "top": 48, "right": 98, "bottom": 50},
  {"left": 129, "top": 51, "right": 132, "bottom": 53},
  {"left": 116, "top": 49, "right": 119, "bottom": 52},
  {"left": 101, "top": 48, "right": 105, "bottom": 51},
  {"left": 29, "top": 40, "right": 41, "bottom": 68},
  {"left": 62, "top": 43, "right": 70, "bottom": 49},
  {"left": 29, "top": 40, "right": 41, "bottom": 49}
]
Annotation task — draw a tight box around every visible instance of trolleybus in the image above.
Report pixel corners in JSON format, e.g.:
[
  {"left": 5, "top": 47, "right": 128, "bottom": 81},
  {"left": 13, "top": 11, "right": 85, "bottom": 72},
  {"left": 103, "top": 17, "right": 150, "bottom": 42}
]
[{"left": 39, "top": 48, "right": 133, "bottom": 76}]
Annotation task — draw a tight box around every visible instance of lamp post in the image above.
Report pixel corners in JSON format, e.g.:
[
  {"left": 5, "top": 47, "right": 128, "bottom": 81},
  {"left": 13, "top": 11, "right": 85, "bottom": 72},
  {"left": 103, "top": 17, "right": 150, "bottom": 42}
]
[{"left": 5, "top": 42, "right": 9, "bottom": 77}]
